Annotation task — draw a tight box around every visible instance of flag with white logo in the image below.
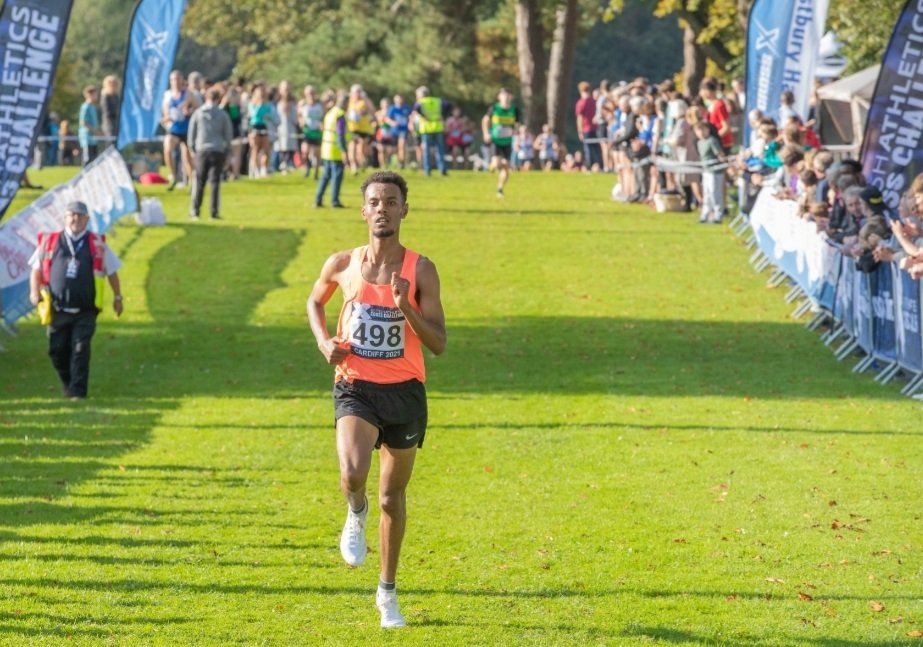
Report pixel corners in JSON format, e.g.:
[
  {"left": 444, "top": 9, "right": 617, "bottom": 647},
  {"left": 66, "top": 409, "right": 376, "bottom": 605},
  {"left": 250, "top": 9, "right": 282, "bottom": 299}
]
[
  {"left": 744, "top": 0, "right": 829, "bottom": 142},
  {"left": 860, "top": 0, "right": 923, "bottom": 211},
  {"left": 116, "top": 0, "right": 187, "bottom": 149},
  {"left": 0, "top": 0, "right": 74, "bottom": 219}
]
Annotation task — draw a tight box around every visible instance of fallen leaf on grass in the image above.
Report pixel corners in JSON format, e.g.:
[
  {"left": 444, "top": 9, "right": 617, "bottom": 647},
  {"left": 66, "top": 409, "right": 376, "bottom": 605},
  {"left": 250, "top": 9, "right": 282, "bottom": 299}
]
[
  {"left": 908, "top": 630, "right": 923, "bottom": 638},
  {"left": 726, "top": 594, "right": 738, "bottom": 601},
  {"left": 798, "top": 592, "right": 814, "bottom": 601},
  {"left": 673, "top": 537, "right": 687, "bottom": 544},
  {"left": 870, "top": 601, "right": 885, "bottom": 612},
  {"left": 766, "top": 577, "right": 785, "bottom": 584},
  {"left": 890, "top": 616, "right": 904, "bottom": 624}
]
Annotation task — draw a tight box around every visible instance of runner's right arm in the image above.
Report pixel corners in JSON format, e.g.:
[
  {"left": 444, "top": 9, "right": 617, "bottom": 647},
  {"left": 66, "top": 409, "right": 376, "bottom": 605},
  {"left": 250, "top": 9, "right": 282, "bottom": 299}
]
[{"left": 308, "top": 252, "right": 352, "bottom": 364}]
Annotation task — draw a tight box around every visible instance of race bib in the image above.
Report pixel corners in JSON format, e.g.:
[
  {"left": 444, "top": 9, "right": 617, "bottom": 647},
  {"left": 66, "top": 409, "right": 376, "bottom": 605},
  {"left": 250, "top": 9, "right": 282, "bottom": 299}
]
[
  {"left": 348, "top": 303, "right": 406, "bottom": 359},
  {"left": 497, "top": 126, "right": 514, "bottom": 139},
  {"left": 65, "top": 258, "right": 79, "bottom": 279}
]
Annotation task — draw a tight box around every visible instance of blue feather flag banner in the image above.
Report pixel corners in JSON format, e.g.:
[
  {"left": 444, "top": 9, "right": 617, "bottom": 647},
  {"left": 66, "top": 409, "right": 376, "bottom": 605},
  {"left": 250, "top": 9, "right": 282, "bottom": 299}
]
[{"left": 116, "top": 0, "right": 187, "bottom": 149}]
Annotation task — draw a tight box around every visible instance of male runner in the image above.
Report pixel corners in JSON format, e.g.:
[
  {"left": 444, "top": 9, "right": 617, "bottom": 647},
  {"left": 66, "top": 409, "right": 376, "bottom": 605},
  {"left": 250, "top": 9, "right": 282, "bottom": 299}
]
[
  {"left": 307, "top": 171, "right": 446, "bottom": 628},
  {"left": 481, "top": 88, "right": 521, "bottom": 197}
]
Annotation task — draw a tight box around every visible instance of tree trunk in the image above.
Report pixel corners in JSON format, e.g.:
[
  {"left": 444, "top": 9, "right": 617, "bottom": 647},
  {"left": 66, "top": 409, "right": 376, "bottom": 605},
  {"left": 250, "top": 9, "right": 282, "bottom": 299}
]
[
  {"left": 678, "top": 9, "right": 734, "bottom": 69},
  {"left": 546, "top": 0, "right": 578, "bottom": 140},
  {"left": 682, "top": 23, "right": 706, "bottom": 98},
  {"left": 515, "top": 0, "right": 547, "bottom": 133}
]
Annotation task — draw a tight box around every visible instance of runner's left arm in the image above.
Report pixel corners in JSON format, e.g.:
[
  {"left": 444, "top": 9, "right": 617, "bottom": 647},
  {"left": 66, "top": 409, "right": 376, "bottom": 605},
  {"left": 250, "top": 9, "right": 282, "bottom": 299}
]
[{"left": 391, "top": 257, "right": 446, "bottom": 355}]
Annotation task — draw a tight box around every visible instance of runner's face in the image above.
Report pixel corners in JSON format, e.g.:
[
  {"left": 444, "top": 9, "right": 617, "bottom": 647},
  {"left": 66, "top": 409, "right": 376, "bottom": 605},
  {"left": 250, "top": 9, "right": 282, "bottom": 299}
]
[
  {"left": 66, "top": 212, "right": 90, "bottom": 236},
  {"left": 362, "top": 183, "right": 407, "bottom": 239}
]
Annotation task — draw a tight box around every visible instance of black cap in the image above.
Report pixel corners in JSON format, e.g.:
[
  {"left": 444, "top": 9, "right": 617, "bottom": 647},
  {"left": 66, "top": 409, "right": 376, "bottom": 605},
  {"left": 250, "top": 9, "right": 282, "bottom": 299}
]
[
  {"left": 66, "top": 200, "right": 89, "bottom": 216},
  {"left": 859, "top": 186, "right": 886, "bottom": 215}
]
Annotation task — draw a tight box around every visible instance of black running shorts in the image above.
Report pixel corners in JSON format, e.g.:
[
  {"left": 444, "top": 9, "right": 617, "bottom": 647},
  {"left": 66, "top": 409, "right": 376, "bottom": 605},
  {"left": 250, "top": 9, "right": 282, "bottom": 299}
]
[
  {"left": 334, "top": 378, "right": 427, "bottom": 449},
  {"left": 492, "top": 143, "right": 512, "bottom": 161}
]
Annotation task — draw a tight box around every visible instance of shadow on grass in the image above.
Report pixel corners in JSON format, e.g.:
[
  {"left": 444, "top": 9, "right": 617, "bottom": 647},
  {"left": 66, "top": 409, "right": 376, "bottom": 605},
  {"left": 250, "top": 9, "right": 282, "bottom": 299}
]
[
  {"left": 438, "top": 316, "right": 906, "bottom": 400},
  {"left": 0, "top": 224, "right": 304, "bottom": 531},
  {"left": 431, "top": 420, "right": 919, "bottom": 437}
]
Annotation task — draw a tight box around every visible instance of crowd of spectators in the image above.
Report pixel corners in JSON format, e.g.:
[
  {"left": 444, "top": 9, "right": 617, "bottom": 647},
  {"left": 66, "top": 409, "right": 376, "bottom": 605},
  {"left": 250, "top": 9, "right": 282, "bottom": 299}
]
[{"left": 31, "top": 71, "right": 923, "bottom": 281}]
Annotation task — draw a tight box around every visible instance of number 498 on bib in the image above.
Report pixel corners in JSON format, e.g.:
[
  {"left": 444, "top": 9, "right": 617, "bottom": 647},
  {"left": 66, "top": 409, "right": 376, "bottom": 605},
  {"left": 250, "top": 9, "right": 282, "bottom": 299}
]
[{"left": 348, "top": 303, "right": 406, "bottom": 359}]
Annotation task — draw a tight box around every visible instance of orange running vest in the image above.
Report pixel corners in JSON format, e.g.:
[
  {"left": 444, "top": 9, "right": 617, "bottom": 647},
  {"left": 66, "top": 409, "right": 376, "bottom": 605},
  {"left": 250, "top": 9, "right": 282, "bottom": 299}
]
[{"left": 335, "top": 246, "right": 426, "bottom": 384}]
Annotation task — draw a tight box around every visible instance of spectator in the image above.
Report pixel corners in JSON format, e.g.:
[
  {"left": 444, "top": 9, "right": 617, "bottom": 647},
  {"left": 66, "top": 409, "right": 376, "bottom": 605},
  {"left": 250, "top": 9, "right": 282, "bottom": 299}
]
[
  {"left": 161, "top": 70, "right": 198, "bottom": 189},
  {"left": 536, "top": 123, "right": 559, "bottom": 171},
  {"left": 221, "top": 81, "right": 244, "bottom": 180},
  {"left": 45, "top": 112, "right": 60, "bottom": 166},
  {"left": 828, "top": 183, "right": 862, "bottom": 243},
  {"left": 412, "top": 86, "right": 450, "bottom": 177},
  {"left": 247, "top": 83, "right": 273, "bottom": 178},
  {"left": 298, "top": 85, "right": 325, "bottom": 179},
  {"left": 812, "top": 151, "right": 834, "bottom": 205},
  {"left": 78, "top": 85, "right": 100, "bottom": 166},
  {"left": 188, "top": 86, "right": 233, "bottom": 220},
  {"left": 575, "top": 81, "right": 601, "bottom": 170},
  {"left": 444, "top": 107, "right": 467, "bottom": 170},
  {"left": 693, "top": 120, "right": 725, "bottom": 223},
  {"left": 275, "top": 80, "right": 299, "bottom": 173},
  {"left": 778, "top": 90, "right": 799, "bottom": 125},
  {"left": 700, "top": 78, "right": 733, "bottom": 152},
  {"left": 386, "top": 94, "right": 412, "bottom": 170},
  {"left": 347, "top": 84, "right": 375, "bottom": 174},
  {"left": 514, "top": 125, "right": 534, "bottom": 171},
  {"left": 100, "top": 75, "right": 120, "bottom": 144}
]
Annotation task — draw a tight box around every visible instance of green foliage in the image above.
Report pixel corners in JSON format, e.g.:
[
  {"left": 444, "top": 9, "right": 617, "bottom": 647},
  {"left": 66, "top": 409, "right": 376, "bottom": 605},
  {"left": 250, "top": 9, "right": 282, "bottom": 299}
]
[
  {"left": 828, "top": 0, "right": 904, "bottom": 75},
  {"left": 575, "top": 1, "right": 683, "bottom": 85},
  {"left": 52, "top": 0, "right": 132, "bottom": 120},
  {"left": 1, "top": 167, "right": 920, "bottom": 645}
]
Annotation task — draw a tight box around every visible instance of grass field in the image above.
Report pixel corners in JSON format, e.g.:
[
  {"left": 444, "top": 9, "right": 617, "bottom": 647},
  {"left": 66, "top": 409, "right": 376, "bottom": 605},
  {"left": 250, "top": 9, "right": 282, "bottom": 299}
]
[{"left": 1, "top": 166, "right": 921, "bottom": 646}]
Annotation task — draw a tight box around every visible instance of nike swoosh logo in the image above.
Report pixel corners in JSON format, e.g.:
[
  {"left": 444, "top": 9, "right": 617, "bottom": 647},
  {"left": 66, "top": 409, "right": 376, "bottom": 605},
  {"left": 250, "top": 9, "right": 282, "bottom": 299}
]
[{"left": 405, "top": 433, "right": 418, "bottom": 441}]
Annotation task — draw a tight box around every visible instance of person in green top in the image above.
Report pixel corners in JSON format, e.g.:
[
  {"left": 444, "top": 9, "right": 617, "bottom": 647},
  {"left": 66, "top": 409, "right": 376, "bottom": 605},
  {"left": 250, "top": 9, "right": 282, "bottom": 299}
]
[{"left": 481, "top": 88, "right": 521, "bottom": 198}]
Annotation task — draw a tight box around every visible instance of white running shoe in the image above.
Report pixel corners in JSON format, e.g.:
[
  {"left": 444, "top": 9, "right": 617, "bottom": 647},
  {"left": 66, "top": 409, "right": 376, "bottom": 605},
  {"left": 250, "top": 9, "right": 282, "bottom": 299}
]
[
  {"left": 339, "top": 501, "right": 368, "bottom": 566},
  {"left": 376, "top": 588, "right": 406, "bottom": 628}
]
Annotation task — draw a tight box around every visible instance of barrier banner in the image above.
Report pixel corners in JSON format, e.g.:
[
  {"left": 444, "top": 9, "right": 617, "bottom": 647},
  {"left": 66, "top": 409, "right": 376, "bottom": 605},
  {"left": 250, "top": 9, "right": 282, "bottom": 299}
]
[
  {"left": 116, "top": 0, "right": 187, "bottom": 149},
  {"left": 817, "top": 238, "right": 840, "bottom": 311},
  {"left": 749, "top": 188, "right": 833, "bottom": 301},
  {"left": 861, "top": 0, "right": 923, "bottom": 210},
  {"left": 0, "top": 0, "right": 75, "bottom": 219},
  {"left": 854, "top": 268, "right": 873, "bottom": 354},
  {"left": 834, "top": 254, "right": 856, "bottom": 336},
  {"left": 870, "top": 262, "right": 898, "bottom": 361},
  {"left": 894, "top": 267, "right": 923, "bottom": 373},
  {"left": 0, "top": 147, "right": 138, "bottom": 326},
  {"left": 744, "top": 0, "right": 830, "bottom": 142}
]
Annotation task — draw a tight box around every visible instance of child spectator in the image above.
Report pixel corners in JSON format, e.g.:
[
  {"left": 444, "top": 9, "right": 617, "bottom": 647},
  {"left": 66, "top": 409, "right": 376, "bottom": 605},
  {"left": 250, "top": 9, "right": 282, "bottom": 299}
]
[
  {"left": 536, "top": 124, "right": 559, "bottom": 171},
  {"left": 693, "top": 121, "right": 725, "bottom": 223},
  {"left": 514, "top": 125, "right": 534, "bottom": 171}
]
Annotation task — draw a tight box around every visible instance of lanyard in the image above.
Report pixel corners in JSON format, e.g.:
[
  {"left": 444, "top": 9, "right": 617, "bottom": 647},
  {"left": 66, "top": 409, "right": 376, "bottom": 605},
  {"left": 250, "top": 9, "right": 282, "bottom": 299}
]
[{"left": 63, "top": 232, "right": 87, "bottom": 258}]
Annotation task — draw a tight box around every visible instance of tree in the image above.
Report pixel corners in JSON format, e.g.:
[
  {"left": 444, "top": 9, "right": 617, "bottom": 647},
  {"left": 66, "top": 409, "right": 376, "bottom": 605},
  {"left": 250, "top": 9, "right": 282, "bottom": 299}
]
[
  {"left": 606, "top": 0, "right": 750, "bottom": 94},
  {"left": 546, "top": 0, "right": 579, "bottom": 138},
  {"left": 511, "top": 0, "right": 597, "bottom": 138},
  {"left": 516, "top": 0, "right": 547, "bottom": 132},
  {"left": 828, "top": 0, "right": 903, "bottom": 75}
]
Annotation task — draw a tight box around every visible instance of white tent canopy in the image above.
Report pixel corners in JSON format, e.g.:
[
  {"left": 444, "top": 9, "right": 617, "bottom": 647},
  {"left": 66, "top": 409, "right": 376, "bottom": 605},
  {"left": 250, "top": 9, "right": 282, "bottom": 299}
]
[{"left": 816, "top": 64, "right": 880, "bottom": 152}]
